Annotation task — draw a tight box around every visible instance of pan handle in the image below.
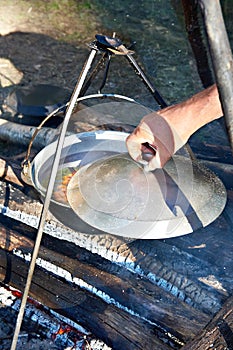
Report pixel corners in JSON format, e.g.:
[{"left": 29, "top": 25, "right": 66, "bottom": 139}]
[
  {"left": 20, "top": 93, "right": 137, "bottom": 183},
  {"left": 21, "top": 103, "right": 67, "bottom": 184}
]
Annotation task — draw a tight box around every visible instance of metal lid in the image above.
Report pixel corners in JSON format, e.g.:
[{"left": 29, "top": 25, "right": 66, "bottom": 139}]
[{"left": 67, "top": 151, "right": 227, "bottom": 239}]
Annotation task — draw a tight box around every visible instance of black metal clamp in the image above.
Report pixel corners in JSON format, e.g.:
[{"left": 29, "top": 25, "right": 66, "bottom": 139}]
[{"left": 80, "top": 34, "right": 168, "bottom": 108}]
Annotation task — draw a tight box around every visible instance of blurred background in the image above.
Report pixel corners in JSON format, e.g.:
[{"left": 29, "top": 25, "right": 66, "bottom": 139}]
[
  {"left": 0, "top": 0, "right": 233, "bottom": 149},
  {"left": 1, "top": 0, "right": 232, "bottom": 105}
]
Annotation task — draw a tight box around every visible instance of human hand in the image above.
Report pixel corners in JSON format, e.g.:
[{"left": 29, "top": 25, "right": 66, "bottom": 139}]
[
  {"left": 126, "top": 85, "right": 223, "bottom": 171},
  {"left": 126, "top": 112, "right": 184, "bottom": 171}
]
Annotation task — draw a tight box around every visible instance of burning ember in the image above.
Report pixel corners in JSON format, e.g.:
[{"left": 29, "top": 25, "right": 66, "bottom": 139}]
[{"left": 0, "top": 284, "right": 111, "bottom": 350}]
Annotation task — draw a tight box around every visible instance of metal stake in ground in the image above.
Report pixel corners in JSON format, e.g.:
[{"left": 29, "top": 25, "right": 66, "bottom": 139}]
[{"left": 199, "top": 0, "right": 233, "bottom": 151}]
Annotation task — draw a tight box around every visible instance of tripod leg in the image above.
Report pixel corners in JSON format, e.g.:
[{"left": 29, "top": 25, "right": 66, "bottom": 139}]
[
  {"left": 126, "top": 53, "right": 196, "bottom": 160},
  {"left": 10, "top": 46, "right": 98, "bottom": 350},
  {"left": 126, "top": 53, "right": 167, "bottom": 108},
  {"left": 98, "top": 53, "right": 112, "bottom": 93},
  {"left": 80, "top": 52, "right": 108, "bottom": 96}
]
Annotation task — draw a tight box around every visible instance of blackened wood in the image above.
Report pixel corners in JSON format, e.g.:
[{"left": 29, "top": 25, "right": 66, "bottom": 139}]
[
  {"left": 0, "top": 158, "right": 25, "bottom": 187},
  {"left": 167, "top": 191, "right": 233, "bottom": 285},
  {"left": 0, "top": 214, "right": 210, "bottom": 345},
  {"left": 0, "top": 156, "right": 232, "bottom": 348},
  {"left": 181, "top": 295, "right": 233, "bottom": 350},
  {"left": 0, "top": 178, "right": 230, "bottom": 315},
  {"left": 0, "top": 119, "right": 58, "bottom": 149},
  {"left": 190, "top": 142, "right": 233, "bottom": 165},
  {"left": 0, "top": 177, "right": 228, "bottom": 315},
  {"left": 0, "top": 248, "right": 172, "bottom": 350}
]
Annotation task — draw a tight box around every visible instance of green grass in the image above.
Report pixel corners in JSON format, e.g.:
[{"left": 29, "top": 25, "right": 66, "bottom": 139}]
[{"left": 4, "top": 0, "right": 102, "bottom": 44}]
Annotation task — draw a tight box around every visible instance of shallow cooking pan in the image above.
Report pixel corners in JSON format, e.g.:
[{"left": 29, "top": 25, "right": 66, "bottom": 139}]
[{"left": 29, "top": 129, "right": 227, "bottom": 239}]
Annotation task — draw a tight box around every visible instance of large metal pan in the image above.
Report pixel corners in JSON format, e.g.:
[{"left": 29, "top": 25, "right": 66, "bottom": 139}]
[{"left": 30, "top": 129, "right": 227, "bottom": 239}]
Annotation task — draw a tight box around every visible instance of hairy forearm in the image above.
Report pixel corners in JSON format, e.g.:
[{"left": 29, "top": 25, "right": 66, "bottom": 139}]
[
  {"left": 157, "top": 84, "right": 223, "bottom": 143},
  {"left": 126, "top": 84, "right": 223, "bottom": 170}
]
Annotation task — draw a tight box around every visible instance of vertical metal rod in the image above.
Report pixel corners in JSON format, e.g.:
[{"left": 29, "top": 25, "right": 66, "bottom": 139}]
[
  {"left": 199, "top": 0, "right": 233, "bottom": 150},
  {"left": 126, "top": 52, "right": 196, "bottom": 159},
  {"left": 10, "top": 47, "right": 97, "bottom": 350},
  {"left": 126, "top": 53, "right": 168, "bottom": 108}
]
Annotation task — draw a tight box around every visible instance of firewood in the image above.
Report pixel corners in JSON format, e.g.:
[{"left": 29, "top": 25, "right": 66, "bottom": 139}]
[{"left": 0, "top": 118, "right": 58, "bottom": 149}]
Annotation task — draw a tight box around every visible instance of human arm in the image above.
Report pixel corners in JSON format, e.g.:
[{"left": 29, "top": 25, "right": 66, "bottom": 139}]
[{"left": 126, "top": 84, "right": 223, "bottom": 171}]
